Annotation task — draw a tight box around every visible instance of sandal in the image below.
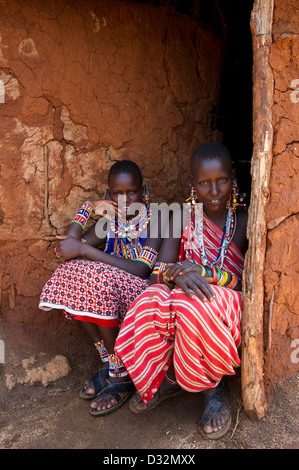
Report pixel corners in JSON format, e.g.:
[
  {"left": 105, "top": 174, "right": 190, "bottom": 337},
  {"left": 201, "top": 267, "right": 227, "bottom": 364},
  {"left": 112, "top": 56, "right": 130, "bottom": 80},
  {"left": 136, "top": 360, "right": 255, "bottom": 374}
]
[
  {"left": 89, "top": 379, "right": 135, "bottom": 416},
  {"left": 129, "top": 378, "right": 183, "bottom": 414},
  {"left": 79, "top": 365, "right": 109, "bottom": 400},
  {"left": 201, "top": 383, "right": 231, "bottom": 440}
]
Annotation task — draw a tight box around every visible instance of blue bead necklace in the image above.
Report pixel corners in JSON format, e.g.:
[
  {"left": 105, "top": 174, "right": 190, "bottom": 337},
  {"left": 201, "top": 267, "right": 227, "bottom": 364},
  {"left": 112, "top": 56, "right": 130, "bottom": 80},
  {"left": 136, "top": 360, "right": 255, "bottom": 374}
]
[{"left": 193, "top": 202, "right": 236, "bottom": 268}]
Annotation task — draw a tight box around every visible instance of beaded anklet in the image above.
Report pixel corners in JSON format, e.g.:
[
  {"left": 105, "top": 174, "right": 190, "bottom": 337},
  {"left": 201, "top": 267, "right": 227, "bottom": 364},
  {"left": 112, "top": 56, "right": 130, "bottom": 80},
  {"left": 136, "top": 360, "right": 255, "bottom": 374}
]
[
  {"left": 95, "top": 340, "right": 109, "bottom": 363},
  {"left": 108, "top": 353, "right": 128, "bottom": 378}
]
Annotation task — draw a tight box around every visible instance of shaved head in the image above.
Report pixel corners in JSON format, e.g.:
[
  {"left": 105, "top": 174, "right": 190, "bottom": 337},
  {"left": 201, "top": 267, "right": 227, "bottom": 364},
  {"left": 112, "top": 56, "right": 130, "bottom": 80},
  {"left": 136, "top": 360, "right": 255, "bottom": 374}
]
[
  {"left": 108, "top": 160, "right": 143, "bottom": 186},
  {"left": 191, "top": 143, "right": 232, "bottom": 175}
]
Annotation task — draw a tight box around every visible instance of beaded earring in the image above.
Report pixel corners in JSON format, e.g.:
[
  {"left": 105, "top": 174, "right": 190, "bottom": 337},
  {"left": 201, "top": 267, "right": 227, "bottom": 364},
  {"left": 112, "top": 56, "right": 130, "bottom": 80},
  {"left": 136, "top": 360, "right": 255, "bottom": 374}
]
[
  {"left": 226, "top": 179, "right": 246, "bottom": 211},
  {"left": 104, "top": 188, "right": 111, "bottom": 200},
  {"left": 187, "top": 183, "right": 198, "bottom": 206},
  {"left": 142, "top": 184, "right": 150, "bottom": 206}
]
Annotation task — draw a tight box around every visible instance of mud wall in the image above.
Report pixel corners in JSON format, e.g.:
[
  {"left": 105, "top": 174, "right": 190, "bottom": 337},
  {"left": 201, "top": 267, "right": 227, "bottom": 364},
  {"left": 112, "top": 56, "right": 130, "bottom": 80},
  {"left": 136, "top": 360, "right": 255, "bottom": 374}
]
[
  {"left": 264, "top": 0, "right": 299, "bottom": 391},
  {"left": 0, "top": 1, "right": 223, "bottom": 331}
]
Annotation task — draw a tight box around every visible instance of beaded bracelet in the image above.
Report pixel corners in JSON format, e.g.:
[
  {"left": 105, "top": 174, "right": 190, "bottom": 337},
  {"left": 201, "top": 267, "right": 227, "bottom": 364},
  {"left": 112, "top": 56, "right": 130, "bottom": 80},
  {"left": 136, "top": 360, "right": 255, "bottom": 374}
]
[
  {"left": 156, "top": 268, "right": 175, "bottom": 288},
  {"left": 204, "top": 266, "right": 213, "bottom": 278},
  {"left": 155, "top": 261, "right": 238, "bottom": 290},
  {"left": 71, "top": 201, "right": 94, "bottom": 229},
  {"left": 225, "top": 274, "right": 238, "bottom": 290},
  {"left": 217, "top": 270, "right": 229, "bottom": 287},
  {"left": 200, "top": 265, "right": 206, "bottom": 277},
  {"left": 207, "top": 265, "right": 238, "bottom": 290},
  {"left": 162, "top": 269, "right": 175, "bottom": 288},
  {"left": 152, "top": 262, "right": 170, "bottom": 275},
  {"left": 136, "top": 246, "right": 159, "bottom": 269}
]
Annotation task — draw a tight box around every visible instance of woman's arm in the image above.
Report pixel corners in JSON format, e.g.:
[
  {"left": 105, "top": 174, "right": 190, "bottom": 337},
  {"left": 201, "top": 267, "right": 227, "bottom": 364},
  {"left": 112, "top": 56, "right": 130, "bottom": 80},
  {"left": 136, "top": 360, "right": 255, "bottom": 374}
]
[
  {"left": 148, "top": 207, "right": 183, "bottom": 285},
  {"left": 149, "top": 208, "right": 215, "bottom": 301},
  {"left": 55, "top": 204, "right": 167, "bottom": 279},
  {"left": 166, "top": 261, "right": 240, "bottom": 292},
  {"left": 62, "top": 200, "right": 118, "bottom": 246},
  {"left": 55, "top": 238, "right": 154, "bottom": 278}
]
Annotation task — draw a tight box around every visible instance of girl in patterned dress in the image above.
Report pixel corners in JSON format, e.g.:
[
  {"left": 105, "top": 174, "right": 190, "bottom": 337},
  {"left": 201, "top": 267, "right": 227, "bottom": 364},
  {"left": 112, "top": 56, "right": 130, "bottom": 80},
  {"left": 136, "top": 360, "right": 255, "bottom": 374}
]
[
  {"left": 39, "top": 160, "right": 165, "bottom": 415},
  {"left": 115, "top": 143, "right": 248, "bottom": 438}
]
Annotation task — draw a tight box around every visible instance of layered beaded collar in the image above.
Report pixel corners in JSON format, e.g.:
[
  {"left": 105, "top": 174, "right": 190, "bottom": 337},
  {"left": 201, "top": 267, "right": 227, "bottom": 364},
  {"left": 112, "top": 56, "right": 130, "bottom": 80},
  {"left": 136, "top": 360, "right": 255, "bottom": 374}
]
[{"left": 109, "top": 203, "right": 151, "bottom": 242}]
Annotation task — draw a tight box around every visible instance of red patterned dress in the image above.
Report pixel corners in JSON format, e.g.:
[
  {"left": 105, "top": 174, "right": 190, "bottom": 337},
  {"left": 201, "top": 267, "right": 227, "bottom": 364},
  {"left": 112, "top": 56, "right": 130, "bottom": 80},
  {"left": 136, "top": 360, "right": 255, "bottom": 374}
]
[
  {"left": 115, "top": 214, "right": 244, "bottom": 404},
  {"left": 39, "top": 227, "right": 149, "bottom": 328}
]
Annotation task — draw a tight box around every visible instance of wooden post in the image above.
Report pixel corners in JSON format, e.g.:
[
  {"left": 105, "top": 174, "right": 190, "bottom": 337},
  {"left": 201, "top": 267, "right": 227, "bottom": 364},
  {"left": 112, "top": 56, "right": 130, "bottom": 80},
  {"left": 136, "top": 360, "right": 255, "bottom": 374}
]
[{"left": 241, "top": 0, "right": 274, "bottom": 421}]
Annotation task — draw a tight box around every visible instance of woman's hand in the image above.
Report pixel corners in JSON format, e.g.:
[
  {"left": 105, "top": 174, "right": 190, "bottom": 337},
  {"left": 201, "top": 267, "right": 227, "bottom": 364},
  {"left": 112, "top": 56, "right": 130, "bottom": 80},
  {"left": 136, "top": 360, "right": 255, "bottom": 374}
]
[
  {"left": 166, "top": 269, "right": 215, "bottom": 302},
  {"left": 167, "top": 260, "right": 212, "bottom": 281},
  {"left": 55, "top": 235, "right": 85, "bottom": 261},
  {"left": 92, "top": 200, "right": 119, "bottom": 220},
  {"left": 165, "top": 261, "right": 215, "bottom": 302}
]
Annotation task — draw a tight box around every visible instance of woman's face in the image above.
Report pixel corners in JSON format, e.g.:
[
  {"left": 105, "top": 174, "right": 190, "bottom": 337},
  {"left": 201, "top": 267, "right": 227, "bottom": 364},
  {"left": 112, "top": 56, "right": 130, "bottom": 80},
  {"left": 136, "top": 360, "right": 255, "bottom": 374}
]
[
  {"left": 191, "top": 157, "right": 233, "bottom": 216},
  {"left": 108, "top": 171, "right": 143, "bottom": 219}
]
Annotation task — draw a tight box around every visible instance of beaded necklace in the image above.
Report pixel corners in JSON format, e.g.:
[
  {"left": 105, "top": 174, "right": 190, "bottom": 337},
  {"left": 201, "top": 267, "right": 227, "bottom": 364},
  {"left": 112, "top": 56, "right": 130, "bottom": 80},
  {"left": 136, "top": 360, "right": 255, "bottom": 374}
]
[
  {"left": 110, "top": 204, "right": 151, "bottom": 241},
  {"left": 192, "top": 202, "right": 236, "bottom": 268},
  {"left": 109, "top": 204, "right": 151, "bottom": 260}
]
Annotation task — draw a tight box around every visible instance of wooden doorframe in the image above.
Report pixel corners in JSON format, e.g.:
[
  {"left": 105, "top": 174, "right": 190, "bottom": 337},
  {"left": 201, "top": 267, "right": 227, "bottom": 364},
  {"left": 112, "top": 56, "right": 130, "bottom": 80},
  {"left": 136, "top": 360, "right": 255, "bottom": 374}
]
[{"left": 241, "top": 0, "right": 274, "bottom": 421}]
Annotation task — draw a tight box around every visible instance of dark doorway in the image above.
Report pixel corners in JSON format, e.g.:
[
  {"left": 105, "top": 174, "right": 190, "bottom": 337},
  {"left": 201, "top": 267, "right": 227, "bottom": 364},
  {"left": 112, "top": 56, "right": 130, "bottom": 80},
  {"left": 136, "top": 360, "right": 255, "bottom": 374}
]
[
  {"left": 180, "top": 0, "right": 254, "bottom": 201},
  {"left": 136, "top": 0, "right": 254, "bottom": 201},
  {"left": 215, "top": 1, "right": 254, "bottom": 202}
]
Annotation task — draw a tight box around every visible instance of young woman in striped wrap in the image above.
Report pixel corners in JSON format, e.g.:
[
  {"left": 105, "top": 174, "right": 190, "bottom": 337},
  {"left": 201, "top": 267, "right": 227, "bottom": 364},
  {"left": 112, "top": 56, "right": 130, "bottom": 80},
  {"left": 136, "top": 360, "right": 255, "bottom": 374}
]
[{"left": 115, "top": 143, "right": 248, "bottom": 439}]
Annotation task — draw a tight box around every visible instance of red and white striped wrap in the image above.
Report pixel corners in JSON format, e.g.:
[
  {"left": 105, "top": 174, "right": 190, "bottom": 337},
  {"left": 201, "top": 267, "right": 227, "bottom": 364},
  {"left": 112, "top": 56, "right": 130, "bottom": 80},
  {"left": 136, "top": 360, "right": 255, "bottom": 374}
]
[{"left": 115, "top": 214, "right": 244, "bottom": 404}]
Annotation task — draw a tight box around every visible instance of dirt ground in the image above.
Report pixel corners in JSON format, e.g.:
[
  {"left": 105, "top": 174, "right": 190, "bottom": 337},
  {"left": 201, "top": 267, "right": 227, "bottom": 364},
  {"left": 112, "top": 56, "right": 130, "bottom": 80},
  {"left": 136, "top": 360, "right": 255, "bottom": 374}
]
[{"left": 0, "top": 320, "right": 298, "bottom": 452}]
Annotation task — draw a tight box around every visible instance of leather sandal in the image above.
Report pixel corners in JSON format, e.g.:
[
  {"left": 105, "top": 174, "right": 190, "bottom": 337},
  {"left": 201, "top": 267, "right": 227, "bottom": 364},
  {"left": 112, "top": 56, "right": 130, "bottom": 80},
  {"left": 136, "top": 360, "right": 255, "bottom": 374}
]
[
  {"left": 129, "top": 378, "right": 183, "bottom": 414},
  {"left": 89, "top": 379, "right": 135, "bottom": 416},
  {"left": 201, "top": 383, "right": 231, "bottom": 440},
  {"left": 79, "top": 365, "right": 109, "bottom": 400}
]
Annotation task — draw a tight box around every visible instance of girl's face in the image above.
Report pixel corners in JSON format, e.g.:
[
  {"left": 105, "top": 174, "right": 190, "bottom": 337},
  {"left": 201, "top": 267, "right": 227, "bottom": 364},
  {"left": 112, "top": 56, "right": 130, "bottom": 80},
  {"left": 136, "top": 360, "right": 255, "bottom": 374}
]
[
  {"left": 108, "top": 171, "right": 143, "bottom": 218},
  {"left": 191, "top": 157, "right": 234, "bottom": 216}
]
